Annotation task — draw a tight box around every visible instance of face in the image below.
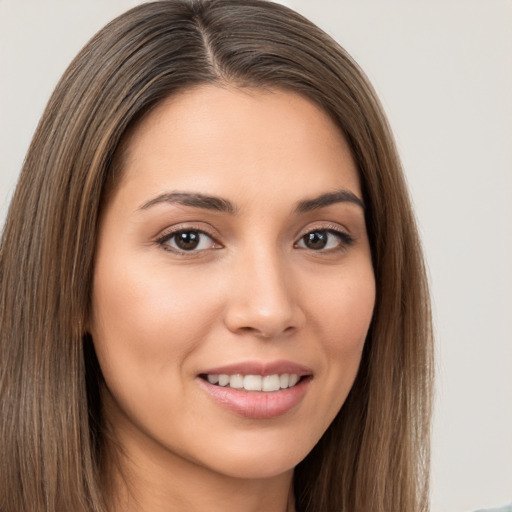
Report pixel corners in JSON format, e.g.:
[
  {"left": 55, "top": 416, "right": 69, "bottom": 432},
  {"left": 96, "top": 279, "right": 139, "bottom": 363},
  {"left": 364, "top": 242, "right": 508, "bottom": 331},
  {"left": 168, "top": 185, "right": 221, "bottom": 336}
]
[{"left": 90, "top": 85, "right": 375, "bottom": 482}]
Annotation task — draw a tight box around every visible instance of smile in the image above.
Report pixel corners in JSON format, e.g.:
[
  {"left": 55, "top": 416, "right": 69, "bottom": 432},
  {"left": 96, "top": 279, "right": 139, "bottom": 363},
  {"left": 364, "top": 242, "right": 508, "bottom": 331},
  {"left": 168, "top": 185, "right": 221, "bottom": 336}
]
[
  {"left": 198, "top": 361, "right": 312, "bottom": 419},
  {"left": 203, "top": 373, "right": 300, "bottom": 392}
]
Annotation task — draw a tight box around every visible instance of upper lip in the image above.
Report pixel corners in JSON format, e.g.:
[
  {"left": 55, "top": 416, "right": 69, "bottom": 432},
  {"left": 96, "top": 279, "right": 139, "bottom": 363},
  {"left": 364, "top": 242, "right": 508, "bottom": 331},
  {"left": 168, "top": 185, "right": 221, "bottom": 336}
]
[{"left": 199, "top": 360, "right": 313, "bottom": 377}]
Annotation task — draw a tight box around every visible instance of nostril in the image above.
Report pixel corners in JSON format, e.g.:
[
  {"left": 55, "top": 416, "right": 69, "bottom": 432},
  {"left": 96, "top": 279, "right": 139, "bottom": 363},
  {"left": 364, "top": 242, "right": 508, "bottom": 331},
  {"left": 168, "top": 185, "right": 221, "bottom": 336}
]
[
  {"left": 240, "top": 326, "right": 273, "bottom": 338},
  {"left": 237, "top": 325, "right": 296, "bottom": 339}
]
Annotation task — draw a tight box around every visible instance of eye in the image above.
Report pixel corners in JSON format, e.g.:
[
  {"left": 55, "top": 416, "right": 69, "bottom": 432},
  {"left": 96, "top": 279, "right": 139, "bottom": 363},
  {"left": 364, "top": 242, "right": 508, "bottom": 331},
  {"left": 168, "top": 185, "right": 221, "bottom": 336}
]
[
  {"left": 158, "top": 229, "right": 219, "bottom": 252},
  {"left": 295, "top": 229, "right": 353, "bottom": 251}
]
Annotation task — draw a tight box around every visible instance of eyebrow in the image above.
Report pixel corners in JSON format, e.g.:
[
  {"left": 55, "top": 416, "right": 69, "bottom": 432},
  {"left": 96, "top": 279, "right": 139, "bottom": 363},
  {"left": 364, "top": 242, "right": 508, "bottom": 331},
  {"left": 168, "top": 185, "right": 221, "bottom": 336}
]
[
  {"left": 294, "top": 189, "right": 365, "bottom": 213},
  {"left": 138, "top": 188, "right": 364, "bottom": 214},
  {"left": 139, "top": 192, "right": 237, "bottom": 214}
]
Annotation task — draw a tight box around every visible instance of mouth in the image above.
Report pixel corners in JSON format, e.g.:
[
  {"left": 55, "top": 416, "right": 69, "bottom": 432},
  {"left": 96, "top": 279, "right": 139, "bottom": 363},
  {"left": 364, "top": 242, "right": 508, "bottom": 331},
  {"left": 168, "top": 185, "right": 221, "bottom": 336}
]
[
  {"left": 198, "top": 361, "right": 312, "bottom": 419},
  {"left": 199, "top": 373, "right": 304, "bottom": 392}
]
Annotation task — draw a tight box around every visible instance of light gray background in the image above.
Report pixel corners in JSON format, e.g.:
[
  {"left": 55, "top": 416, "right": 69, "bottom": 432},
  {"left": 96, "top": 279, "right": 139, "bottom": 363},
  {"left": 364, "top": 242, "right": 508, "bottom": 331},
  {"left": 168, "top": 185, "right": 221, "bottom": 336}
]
[{"left": 1, "top": 1, "right": 511, "bottom": 511}]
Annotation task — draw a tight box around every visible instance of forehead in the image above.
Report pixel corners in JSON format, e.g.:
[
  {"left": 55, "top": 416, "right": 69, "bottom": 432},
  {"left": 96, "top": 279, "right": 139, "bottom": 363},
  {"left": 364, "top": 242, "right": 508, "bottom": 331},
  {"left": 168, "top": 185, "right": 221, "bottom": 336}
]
[{"left": 111, "top": 84, "right": 361, "bottom": 210}]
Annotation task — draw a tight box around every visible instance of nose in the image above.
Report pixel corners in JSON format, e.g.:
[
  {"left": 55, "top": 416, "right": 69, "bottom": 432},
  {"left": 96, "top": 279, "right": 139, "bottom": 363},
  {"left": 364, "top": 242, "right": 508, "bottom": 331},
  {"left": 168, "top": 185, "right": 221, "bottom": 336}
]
[{"left": 223, "top": 247, "right": 305, "bottom": 339}]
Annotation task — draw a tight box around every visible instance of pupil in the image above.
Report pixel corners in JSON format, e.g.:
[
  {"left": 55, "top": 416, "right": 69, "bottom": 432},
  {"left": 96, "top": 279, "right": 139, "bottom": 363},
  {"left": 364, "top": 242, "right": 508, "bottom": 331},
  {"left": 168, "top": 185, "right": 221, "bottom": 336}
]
[
  {"left": 176, "top": 231, "right": 200, "bottom": 250},
  {"left": 305, "top": 231, "right": 327, "bottom": 250}
]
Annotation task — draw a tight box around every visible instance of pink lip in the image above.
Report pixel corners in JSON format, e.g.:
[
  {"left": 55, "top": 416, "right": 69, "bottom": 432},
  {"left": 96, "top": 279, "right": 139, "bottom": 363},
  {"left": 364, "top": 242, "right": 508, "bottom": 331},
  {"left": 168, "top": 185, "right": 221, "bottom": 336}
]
[
  {"left": 197, "top": 360, "right": 313, "bottom": 420},
  {"left": 200, "top": 360, "right": 313, "bottom": 377}
]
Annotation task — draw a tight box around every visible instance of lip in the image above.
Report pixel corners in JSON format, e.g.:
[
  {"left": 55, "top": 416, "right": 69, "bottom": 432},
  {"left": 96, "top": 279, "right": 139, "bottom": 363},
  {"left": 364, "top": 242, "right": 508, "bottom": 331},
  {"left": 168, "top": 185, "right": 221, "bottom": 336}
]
[
  {"left": 200, "top": 360, "right": 313, "bottom": 377},
  {"left": 198, "top": 360, "right": 313, "bottom": 419}
]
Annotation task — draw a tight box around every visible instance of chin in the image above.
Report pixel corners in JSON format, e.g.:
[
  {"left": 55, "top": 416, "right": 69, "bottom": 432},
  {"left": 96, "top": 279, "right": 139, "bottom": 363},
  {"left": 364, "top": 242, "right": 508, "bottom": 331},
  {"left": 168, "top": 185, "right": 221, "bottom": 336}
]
[{"left": 194, "top": 434, "right": 313, "bottom": 481}]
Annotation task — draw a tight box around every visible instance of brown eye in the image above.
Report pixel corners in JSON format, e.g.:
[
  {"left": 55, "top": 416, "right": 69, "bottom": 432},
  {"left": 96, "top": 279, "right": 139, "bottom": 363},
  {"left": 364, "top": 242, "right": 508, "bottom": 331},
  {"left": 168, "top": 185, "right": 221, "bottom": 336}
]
[
  {"left": 160, "top": 229, "right": 218, "bottom": 252},
  {"left": 303, "top": 231, "right": 329, "bottom": 250},
  {"left": 174, "top": 231, "right": 201, "bottom": 250},
  {"left": 296, "top": 229, "right": 354, "bottom": 251}
]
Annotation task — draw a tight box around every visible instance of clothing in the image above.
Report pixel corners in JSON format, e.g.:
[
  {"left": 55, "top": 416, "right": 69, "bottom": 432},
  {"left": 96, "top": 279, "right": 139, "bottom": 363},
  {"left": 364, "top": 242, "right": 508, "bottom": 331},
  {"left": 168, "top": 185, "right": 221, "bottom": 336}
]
[{"left": 474, "top": 505, "right": 512, "bottom": 512}]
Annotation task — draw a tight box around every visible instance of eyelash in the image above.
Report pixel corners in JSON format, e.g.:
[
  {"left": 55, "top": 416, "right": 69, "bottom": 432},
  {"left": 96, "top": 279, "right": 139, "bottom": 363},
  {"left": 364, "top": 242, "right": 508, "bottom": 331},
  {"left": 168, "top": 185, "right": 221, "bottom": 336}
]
[
  {"left": 156, "top": 225, "right": 354, "bottom": 255},
  {"left": 156, "top": 227, "right": 221, "bottom": 255},
  {"left": 294, "top": 227, "right": 355, "bottom": 252}
]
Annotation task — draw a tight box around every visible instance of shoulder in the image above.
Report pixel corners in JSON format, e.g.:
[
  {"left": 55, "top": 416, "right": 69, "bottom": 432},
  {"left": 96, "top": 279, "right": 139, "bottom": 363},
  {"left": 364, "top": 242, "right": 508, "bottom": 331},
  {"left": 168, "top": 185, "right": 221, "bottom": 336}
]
[{"left": 473, "top": 505, "right": 512, "bottom": 512}]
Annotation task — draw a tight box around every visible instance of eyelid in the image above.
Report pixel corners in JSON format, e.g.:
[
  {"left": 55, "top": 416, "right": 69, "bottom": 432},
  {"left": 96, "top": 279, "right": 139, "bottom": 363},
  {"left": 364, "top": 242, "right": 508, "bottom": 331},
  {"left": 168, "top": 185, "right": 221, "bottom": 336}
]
[
  {"left": 153, "top": 221, "right": 354, "bottom": 256},
  {"left": 294, "top": 223, "right": 355, "bottom": 250},
  {"left": 295, "top": 222, "right": 352, "bottom": 239},
  {"left": 155, "top": 223, "right": 223, "bottom": 254}
]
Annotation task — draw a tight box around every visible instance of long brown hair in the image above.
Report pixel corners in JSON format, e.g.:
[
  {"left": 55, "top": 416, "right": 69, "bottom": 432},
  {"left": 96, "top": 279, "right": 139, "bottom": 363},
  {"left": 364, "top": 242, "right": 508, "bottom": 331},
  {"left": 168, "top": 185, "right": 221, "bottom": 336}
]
[{"left": 0, "top": 1, "right": 433, "bottom": 511}]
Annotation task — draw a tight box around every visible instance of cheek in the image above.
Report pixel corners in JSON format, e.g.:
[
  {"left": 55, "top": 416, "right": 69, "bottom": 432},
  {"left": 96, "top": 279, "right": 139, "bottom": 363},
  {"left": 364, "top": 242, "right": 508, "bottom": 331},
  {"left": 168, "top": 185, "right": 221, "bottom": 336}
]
[
  {"left": 305, "top": 266, "right": 375, "bottom": 422},
  {"left": 311, "top": 265, "right": 375, "bottom": 354},
  {"left": 89, "top": 258, "right": 221, "bottom": 383}
]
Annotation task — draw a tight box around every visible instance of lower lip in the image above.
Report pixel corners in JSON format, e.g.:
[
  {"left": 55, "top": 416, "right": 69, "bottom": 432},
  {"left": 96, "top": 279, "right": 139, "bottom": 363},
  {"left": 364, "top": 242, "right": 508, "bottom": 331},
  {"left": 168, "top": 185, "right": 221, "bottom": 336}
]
[{"left": 199, "top": 377, "right": 310, "bottom": 419}]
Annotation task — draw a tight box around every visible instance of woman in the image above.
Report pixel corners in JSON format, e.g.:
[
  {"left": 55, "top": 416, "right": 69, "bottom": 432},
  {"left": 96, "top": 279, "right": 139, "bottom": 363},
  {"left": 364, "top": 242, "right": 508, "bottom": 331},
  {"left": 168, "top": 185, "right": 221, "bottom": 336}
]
[{"left": 0, "top": 1, "right": 433, "bottom": 511}]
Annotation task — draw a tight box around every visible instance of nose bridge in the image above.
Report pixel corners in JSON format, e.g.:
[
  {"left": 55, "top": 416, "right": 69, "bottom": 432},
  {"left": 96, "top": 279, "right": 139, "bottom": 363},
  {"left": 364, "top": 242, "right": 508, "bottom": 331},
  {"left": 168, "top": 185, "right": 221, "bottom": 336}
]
[{"left": 224, "top": 241, "right": 303, "bottom": 337}]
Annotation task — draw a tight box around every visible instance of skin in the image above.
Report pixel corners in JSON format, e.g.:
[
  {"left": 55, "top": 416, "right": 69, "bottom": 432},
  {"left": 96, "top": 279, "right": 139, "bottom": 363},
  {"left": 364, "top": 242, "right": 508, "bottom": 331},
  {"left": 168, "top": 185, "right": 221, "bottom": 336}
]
[{"left": 90, "top": 85, "right": 376, "bottom": 512}]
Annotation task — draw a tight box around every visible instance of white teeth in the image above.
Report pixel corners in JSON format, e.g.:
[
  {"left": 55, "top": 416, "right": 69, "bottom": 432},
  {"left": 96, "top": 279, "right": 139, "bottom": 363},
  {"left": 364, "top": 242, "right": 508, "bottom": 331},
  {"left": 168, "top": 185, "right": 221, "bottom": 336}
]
[
  {"left": 262, "top": 374, "right": 281, "bottom": 392},
  {"left": 229, "top": 374, "right": 244, "bottom": 389},
  {"left": 244, "top": 375, "right": 262, "bottom": 391},
  {"left": 207, "top": 374, "right": 219, "bottom": 384},
  {"left": 218, "top": 374, "right": 230, "bottom": 386},
  {"left": 205, "top": 373, "right": 301, "bottom": 391}
]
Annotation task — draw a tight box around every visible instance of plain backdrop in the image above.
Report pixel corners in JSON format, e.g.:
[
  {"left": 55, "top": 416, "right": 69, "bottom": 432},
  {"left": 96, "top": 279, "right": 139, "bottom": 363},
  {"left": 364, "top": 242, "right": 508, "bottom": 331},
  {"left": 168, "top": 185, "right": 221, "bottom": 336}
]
[{"left": 0, "top": 1, "right": 511, "bottom": 511}]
